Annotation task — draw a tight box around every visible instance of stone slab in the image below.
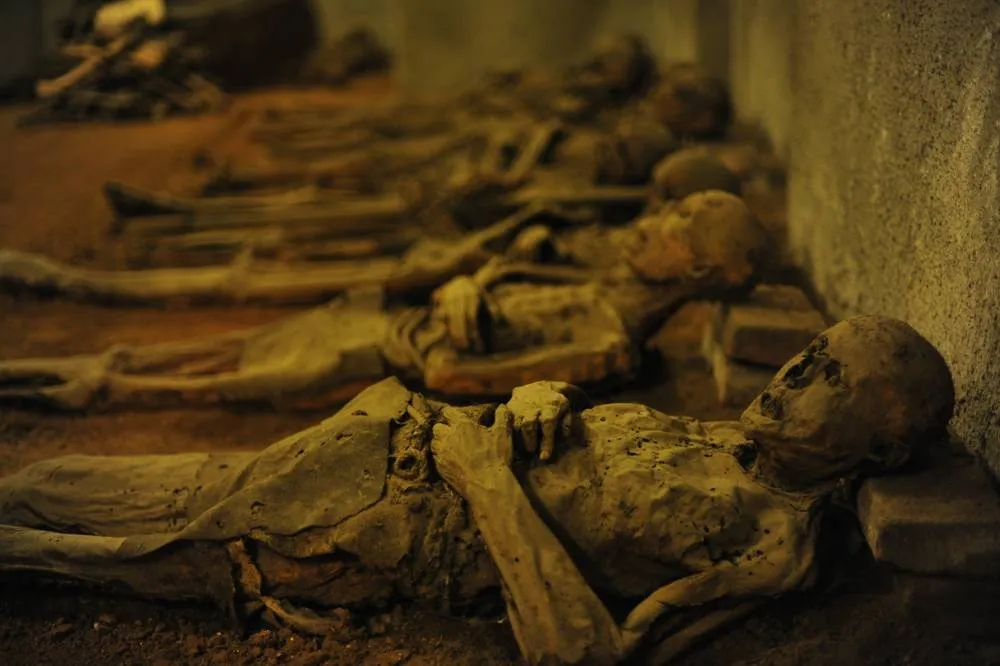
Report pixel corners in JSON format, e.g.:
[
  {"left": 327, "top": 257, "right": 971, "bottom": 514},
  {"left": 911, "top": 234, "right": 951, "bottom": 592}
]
[
  {"left": 703, "top": 324, "right": 775, "bottom": 408},
  {"left": 858, "top": 455, "right": 1000, "bottom": 577},
  {"left": 721, "top": 284, "right": 827, "bottom": 367},
  {"left": 740, "top": 283, "right": 816, "bottom": 312}
]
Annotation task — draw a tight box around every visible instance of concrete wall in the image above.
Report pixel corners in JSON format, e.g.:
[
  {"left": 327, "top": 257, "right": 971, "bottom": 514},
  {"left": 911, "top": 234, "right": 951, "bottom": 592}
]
[
  {"left": 728, "top": 0, "right": 791, "bottom": 157},
  {"left": 29, "top": 1, "right": 716, "bottom": 95},
  {"left": 391, "top": 0, "right": 729, "bottom": 97},
  {"left": 392, "top": 0, "right": 651, "bottom": 97},
  {"left": 730, "top": 0, "right": 1000, "bottom": 474},
  {"left": 311, "top": 0, "right": 401, "bottom": 50}
]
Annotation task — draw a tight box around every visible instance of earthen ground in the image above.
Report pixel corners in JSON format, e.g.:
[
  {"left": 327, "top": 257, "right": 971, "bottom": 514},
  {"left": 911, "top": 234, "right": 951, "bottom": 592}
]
[{"left": 0, "top": 80, "right": 997, "bottom": 666}]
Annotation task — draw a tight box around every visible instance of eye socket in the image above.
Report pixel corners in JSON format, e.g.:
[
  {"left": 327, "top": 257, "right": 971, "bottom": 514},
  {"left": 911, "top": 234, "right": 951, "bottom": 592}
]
[
  {"left": 781, "top": 357, "right": 814, "bottom": 389},
  {"left": 807, "top": 335, "right": 829, "bottom": 355},
  {"left": 759, "top": 391, "right": 784, "bottom": 419},
  {"left": 823, "top": 359, "right": 843, "bottom": 385}
]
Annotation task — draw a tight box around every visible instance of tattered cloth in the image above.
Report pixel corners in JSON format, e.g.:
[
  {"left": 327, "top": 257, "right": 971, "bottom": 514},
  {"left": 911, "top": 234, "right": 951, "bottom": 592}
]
[{"left": 0, "top": 378, "right": 412, "bottom": 565}]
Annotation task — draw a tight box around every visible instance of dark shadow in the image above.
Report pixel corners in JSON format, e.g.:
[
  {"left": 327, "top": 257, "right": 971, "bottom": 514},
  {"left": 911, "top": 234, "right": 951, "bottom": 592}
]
[{"left": 171, "top": 0, "right": 321, "bottom": 90}]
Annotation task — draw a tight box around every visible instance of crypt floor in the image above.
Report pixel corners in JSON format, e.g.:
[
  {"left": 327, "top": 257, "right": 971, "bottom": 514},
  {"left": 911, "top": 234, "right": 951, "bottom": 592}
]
[{"left": 0, "top": 80, "right": 996, "bottom": 666}]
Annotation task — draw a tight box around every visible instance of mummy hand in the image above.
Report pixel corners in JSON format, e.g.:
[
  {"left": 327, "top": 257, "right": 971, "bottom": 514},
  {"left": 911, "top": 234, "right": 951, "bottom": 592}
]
[{"left": 431, "top": 276, "right": 489, "bottom": 353}]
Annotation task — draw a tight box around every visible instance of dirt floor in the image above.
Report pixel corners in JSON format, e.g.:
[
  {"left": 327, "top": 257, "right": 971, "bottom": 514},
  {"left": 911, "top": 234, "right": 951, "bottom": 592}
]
[{"left": 1, "top": 80, "right": 998, "bottom": 666}]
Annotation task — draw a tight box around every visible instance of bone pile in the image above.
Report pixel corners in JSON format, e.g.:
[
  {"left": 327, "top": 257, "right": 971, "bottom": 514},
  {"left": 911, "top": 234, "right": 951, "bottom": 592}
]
[
  {"left": 20, "top": 19, "right": 223, "bottom": 126},
  {"left": 702, "top": 284, "right": 827, "bottom": 406}
]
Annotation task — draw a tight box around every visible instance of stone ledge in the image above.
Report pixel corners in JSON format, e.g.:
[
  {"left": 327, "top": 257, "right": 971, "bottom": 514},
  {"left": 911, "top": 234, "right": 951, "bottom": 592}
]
[
  {"left": 858, "top": 455, "right": 1000, "bottom": 577},
  {"left": 721, "top": 285, "right": 827, "bottom": 367},
  {"left": 702, "top": 325, "right": 774, "bottom": 408}
]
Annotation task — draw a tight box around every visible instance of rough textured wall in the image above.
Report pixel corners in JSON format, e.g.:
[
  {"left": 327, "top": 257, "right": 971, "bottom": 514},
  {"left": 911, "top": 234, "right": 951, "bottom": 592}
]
[
  {"left": 753, "top": 1, "right": 1000, "bottom": 473},
  {"left": 311, "top": 0, "right": 401, "bottom": 49},
  {"left": 391, "top": 0, "right": 729, "bottom": 97},
  {"left": 728, "top": 0, "right": 792, "bottom": 157},
  {"left": 393, "top": 0, "right": 649, "bottom": 97}
]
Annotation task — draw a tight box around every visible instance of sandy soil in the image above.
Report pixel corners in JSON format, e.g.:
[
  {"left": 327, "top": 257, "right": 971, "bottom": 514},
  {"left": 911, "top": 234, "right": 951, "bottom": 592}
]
[{"left": 0, "top": 81, "right": 998, "bottom": 666}]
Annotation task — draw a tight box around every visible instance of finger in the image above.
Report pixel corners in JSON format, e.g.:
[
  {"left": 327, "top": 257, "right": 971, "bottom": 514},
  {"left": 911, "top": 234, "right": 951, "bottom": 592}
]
[
  {"left": 448, "top": 302, "right": 469, "bottom": 351},
  {"left": 439, "top": 405, "right": 466, "bottom": 422},
  {"left": 431, "top": 423, "right": 451, "bottom": 440},
  {"left": 467, "top": 298, "right": 483, "bottom": 354},
  {"left": 521, "top": 409, "right": 541, "bottom": 455},
  {"left": 460, "top": 294, "right": 477, "bottom": 353},
  {"left": 539, "top": 404, "right": 564, "bottom": 461},
  {"left": 512, "top": 412, "right": 534, "bottom": 453},
  {"left": 492, "top": 404, "right": 512, "bottom": 435}
]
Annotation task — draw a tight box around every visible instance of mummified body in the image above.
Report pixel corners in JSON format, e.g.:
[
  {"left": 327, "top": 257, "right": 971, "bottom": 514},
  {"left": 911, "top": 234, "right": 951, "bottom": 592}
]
[
  {"left": 0, "top": 316, "right": 955, "bottom": 664},
  {"left": 0, "top": 190, "right": 767, "bottom": 409}
]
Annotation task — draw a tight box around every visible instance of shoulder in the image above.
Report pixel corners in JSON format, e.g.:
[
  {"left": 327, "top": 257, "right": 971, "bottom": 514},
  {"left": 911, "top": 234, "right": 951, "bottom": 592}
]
[
  {"left": 326, "top": 377, "right": 414, "bottom": 424},
  {"left": 701, "top": 421, "right": 753, "bottom": 449}
]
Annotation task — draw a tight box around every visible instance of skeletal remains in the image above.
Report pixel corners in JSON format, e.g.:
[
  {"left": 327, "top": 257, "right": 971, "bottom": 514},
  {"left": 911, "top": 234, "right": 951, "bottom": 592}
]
[
  {"left": 0, "top": 62, "right": 743, "bottom": 302},
  {"left": 0, "top": 191, "right": 766, "bottom": 409},
  {"left": 23, "top": 14, "right": 224, "bottom": 126},
  {"left": 0, "top": 315, "right": 955, "bottom": 664}
]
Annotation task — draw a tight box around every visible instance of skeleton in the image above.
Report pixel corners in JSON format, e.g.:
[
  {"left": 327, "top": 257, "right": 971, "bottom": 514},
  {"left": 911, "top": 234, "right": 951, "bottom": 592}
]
[
  {"left": 104, "top": 117, "right": 639, "bottom": 271},
  {"left": 593, "top": 113, "right": 679, "bottom": 186},
  {"left": 202, "top": 132, "right": 479, "bottom": 196},
  {"left": 0, "top": 315, "right": 955, "bottom": 664},
  {"left": 650, "top": 147, "right": 743, "bottom": 205},
  {"left": 0, "top": 183, "right": 652, "bottom": 304},
  {"left": 462, "top": 34, "right": 656, "bottom": 123},
  {"left": 295, "top": 27, "right": 391, "bottom": 87},
  {"left": 0, "top": 200, "right": 589, "bottom": 299},
  {"left": 0, "top": 191, "right": 766, "bottom": 410},
  {"left": 652, "top": 63, "right": 731, "bottom": 139}
]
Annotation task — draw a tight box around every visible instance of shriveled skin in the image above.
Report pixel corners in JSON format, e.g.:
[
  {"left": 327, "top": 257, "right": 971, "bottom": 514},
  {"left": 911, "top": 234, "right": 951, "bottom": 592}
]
[
  {"left": 522, "top": 404, "right": 820, "bottom": 600},
  {"left": 0, "top": 378, "right": 823, "bottom": 664},
  {"left": 387, "top": 213, "right": 725, "bottom": 397},
  {"left": 0, "top": 193, "right": 762, "bottom": 411},
  {"left": 0, "top": 206, "right": 582, "bottom": 411},
  {"left": 413, "top": 281, "right": 639, "bottom": 396},
  {"left": 0, "top": 297, "right": 391, "bottom": 410},
  {"left": 429, "top": 383, "right": 824, "bottom": 664},
  {"left": 0, "top": 383, "right": 497, "bottom": 618}
]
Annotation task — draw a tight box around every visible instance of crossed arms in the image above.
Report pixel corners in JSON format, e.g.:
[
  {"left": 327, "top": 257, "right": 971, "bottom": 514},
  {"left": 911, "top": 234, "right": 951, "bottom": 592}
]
[{"left": 433, "top": 381, "right": 802, "bottom": 665}]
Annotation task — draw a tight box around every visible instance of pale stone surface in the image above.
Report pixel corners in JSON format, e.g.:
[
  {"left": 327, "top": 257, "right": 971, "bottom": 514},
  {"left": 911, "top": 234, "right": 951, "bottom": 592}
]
[
  {"left": 738, "top": 283, "right": 814, "bottom": 312},
  {"left": 703, "top": 284, "right": 826, "bottom": 371},
  {"left": 702, "top": 323, "right": 774, "bottom": 407},
  {"left": 720, "top": 284, "right": 825, "bottom": 368},
  {"left": 858, "top": 455, "right": 1000, "bottom": 577},
  {"left": 729, "top": 0, "right": 1000, "bottom": 477}
]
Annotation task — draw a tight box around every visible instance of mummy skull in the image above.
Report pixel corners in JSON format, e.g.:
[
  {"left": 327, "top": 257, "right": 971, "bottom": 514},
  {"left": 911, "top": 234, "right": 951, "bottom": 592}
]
[
  {"left": 594, "top": 115, "right": 679, "bottom": 186},
  {"left": 741, "top": 316, "right": 955, "bottom": 489},
  {"left": 652, "top": 63, "right": 731, "bottom": 138},
  {"left": 625, "top": 190, "right": 766, "bottom": 288},
  {"left": 651, "top": 147, "right": 742, "bottom": 201}
]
